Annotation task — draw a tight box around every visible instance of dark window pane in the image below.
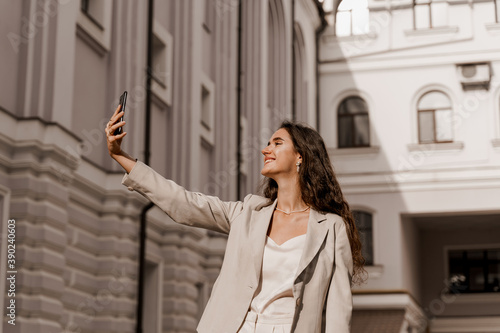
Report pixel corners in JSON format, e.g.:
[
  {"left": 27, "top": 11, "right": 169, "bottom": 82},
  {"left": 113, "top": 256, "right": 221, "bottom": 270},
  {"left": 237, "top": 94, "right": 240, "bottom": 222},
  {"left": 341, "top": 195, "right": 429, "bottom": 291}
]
[
  {"left": 339, "top": 97, "right": 368, "bottom": 115},
  {"left": 338, "top": 96, "right": 370, "bottom": 148},
  {"left": 448, "top": 248, "right": 500, "bottom": 293},
  {"left": 470, "top": 266, "right": 485, "bottom": 291},
  {"left": 338, "top": 116, "right": 353, "bottom": 148},
  {"left": 353, "top": 211, "right": 373, "bottom": 265},
  {"left": 418, "top": 111, "right": 434, "bottom": 143},
  {"left": 488, "top": 263, "right": 500, "bottom": 292},
  {"left": 488, "top": 249, "right": 500, "bottom": 260},
  {"left": 81, "top": 0, "right": 89, "bottom": 12},
  {"left": 353, "top": 211, "right": 372, "bottom": 230},
  {"left": 467, "top": 250, "right": 483, "bottom": 261},
  {"left": 488, "top": 249, "right": 500, "bottom": 292},
  {"left": 354, "top": 114, "right": 370, "bottom": 146}
]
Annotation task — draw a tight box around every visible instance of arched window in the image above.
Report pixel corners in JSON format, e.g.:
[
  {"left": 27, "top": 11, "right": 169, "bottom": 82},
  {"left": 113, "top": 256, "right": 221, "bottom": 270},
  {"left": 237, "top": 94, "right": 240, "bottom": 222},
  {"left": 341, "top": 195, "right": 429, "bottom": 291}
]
[
  {"left": 417, "top": 91, "right": 453, "bottom": 143},
  {"left": 337, "top": 96, "right": 370, "bottom": 148},
  {"left": 353, "top": 210, "right": 373, "bottom": 266},
  {"left": 335, "top": 0, "right": 369, "bottom": 37}
]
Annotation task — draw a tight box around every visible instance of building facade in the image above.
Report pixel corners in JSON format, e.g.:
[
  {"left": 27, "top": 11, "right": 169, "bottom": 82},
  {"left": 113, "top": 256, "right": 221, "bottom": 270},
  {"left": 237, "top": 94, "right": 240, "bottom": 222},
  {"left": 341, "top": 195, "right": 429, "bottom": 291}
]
[
  {"left": 2, "top": 0, "right": 500, "bottom": 332},
  {"left": 319, "top": 0, "right": 500, "bottom": 332},
  {"left": 0, "top": 0, "right": 322, "bottom": 332}
]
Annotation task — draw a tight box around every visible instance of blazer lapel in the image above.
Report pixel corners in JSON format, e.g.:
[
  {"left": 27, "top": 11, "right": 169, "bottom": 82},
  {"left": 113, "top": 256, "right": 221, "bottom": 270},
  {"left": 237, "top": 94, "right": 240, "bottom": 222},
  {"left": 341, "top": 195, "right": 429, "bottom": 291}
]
[
  {"left": 248, "top": 200, "right": 328, "bottom": 287},
  {"left": 248, "top": 198, "right": 278, "bottom": 286},
  {"left": 294, "top": 208, "right": 328, "bottom": 283}
]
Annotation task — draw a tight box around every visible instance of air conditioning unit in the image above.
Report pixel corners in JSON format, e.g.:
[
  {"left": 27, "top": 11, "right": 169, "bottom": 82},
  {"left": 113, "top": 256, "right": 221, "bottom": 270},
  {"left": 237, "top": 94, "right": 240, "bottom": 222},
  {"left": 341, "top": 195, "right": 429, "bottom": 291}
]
[{"left": 456, "top": 62, "right": 492, "bottom": 90}]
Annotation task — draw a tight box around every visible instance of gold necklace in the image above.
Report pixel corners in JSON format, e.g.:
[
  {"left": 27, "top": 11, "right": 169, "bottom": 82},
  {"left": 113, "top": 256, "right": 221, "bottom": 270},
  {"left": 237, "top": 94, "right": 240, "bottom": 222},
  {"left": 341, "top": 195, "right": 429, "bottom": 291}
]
[{"left": 275, "top": 206, "right": 310, "bottom": 215}]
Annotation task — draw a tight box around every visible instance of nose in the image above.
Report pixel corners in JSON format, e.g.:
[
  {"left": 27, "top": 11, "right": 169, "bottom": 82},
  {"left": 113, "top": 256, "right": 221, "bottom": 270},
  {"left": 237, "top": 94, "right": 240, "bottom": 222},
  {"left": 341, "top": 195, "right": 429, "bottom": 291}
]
[{"left": 261, "top": 144, "right": 271, "bottom": 156}]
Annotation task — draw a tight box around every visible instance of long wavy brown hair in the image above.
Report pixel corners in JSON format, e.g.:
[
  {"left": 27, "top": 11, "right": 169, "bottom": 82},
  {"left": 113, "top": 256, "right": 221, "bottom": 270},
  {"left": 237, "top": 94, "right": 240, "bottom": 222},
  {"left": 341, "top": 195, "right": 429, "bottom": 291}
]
[{"left": 258, "top": 120, "right": 367, "bottom": 286}]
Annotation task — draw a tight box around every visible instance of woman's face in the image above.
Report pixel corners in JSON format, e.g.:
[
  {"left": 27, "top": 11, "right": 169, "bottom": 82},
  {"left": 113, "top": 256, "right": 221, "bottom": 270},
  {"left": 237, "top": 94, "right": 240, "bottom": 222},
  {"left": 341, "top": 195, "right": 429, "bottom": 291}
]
[{"left": 261, "top": 128, "right": 301, "bottom": 179}]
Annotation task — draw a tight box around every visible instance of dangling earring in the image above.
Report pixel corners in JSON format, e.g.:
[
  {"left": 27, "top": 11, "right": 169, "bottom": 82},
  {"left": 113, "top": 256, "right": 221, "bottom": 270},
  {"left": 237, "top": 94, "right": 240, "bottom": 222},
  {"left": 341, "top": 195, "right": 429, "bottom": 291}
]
[{"left": 296, "top": 161, "right": 301, "bottom": 172}]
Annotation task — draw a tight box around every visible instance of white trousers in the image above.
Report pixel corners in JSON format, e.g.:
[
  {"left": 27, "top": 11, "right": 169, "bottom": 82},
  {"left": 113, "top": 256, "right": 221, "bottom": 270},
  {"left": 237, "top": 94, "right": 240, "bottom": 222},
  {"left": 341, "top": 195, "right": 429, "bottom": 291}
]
[{"left": 237, "top": 311, "right": 294, "bottom": 333}]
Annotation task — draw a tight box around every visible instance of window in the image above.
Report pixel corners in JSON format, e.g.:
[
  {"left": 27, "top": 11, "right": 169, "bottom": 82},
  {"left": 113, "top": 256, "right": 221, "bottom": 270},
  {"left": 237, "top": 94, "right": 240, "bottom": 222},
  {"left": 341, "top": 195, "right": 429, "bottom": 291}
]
[
  {"left": 201, "top": 86, "right": 211, "bottom": 130},
  {"left": 448, "top": 248, "right": 500, "bottom": 294},
  {"left": 204, "top": 0, "right": 215, "bottom": 32},
  {"left": 152, "top": 35, "right": 167, "bottom": 87},
  {"left": 413, "top": 0, "right": 447, "bottom": 29},
  {"left": 335, "top": 0, "right": 369, "bottom": 37},
  {"left": 200, "top": 73, "right": 215, "bottom": 145},
  {"left": 80, "top": 0, "right": 104, "bottom": 30},
  {"left": 417, "top": 91, "right": 453, "bottom": 143},
  {"left": 337, "top": 96, "right": 370, "bottom": 148},
  {"left": 150, "top": 21, "right": 173, "bottom": 106},
  {"left": 77, "top": 0, "right": 112, "bottom": 53},
  {"left": 353, "top": 211, "right": 373, "bottom": 265},
  {"left": 143, "top": 260, "right": 162, "bottom": 333}
]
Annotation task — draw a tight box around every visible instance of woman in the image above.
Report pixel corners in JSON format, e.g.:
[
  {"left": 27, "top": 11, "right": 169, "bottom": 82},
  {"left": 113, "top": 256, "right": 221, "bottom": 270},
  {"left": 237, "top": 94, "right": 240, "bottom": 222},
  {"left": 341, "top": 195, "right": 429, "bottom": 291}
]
[{"left": 106, "top": 105, "right": 366, "bottom": 333}]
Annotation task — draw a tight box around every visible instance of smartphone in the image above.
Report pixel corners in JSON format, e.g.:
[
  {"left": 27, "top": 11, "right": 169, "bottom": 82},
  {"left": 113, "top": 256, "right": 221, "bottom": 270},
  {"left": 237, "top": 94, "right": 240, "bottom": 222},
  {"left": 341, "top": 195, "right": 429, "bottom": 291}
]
[{"left": 114, "top": 91, "right": 127, "bottom": 135}]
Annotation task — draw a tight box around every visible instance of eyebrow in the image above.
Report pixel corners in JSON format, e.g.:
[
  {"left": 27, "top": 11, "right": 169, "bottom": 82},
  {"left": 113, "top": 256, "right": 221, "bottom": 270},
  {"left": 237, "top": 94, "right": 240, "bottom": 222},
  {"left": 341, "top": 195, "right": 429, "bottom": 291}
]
[{"left": 267, "top": 137, "right": 285, "bottom": 146}]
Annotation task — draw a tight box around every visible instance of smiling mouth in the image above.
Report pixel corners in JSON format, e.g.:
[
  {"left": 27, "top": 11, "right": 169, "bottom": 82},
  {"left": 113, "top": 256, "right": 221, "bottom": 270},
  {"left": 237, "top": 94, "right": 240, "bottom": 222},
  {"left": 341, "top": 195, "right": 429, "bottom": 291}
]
[{"left": 264, "top": 159, "right": 274, "bottom": 164}]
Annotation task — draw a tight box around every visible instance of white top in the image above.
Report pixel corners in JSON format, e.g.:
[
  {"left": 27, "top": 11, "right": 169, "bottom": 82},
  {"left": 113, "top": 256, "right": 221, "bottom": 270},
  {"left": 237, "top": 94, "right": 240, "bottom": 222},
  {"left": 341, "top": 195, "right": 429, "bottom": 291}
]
[{"left": 249, "top": 234, "right": 307, "bottom": 315}]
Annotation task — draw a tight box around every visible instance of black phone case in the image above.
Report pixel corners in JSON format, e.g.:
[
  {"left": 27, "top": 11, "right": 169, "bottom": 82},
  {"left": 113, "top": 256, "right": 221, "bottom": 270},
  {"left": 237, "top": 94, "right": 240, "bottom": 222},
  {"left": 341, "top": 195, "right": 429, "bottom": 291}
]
[{"left": 114, "top": 91, "right": 127, "bottom": 135}]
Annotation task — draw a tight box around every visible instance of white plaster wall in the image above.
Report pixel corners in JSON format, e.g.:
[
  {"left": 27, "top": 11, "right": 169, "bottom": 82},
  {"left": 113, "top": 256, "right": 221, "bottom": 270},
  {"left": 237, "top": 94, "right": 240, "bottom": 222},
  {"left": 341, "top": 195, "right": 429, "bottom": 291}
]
[{"left": 319, "top": 0, "right": 500, "bottom": 308}]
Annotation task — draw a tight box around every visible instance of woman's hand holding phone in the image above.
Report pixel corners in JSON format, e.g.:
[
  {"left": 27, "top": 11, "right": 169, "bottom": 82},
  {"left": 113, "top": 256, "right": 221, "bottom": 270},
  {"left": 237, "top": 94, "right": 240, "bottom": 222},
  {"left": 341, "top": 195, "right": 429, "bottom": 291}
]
[
  {"left": 105, "top": 91, "right": 136, "bottom": 174},
  {"left": 106, "top": 103, "right": 127, "bottom": 156}
]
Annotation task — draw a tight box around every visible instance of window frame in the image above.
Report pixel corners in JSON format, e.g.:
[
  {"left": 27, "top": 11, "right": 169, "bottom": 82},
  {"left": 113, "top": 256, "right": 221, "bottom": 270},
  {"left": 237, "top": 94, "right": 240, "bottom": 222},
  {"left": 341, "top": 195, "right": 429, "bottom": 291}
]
[
  {"left": 337, "top": 96, "right": 371, "bottom": 149},
  {"left": 143, "top": 255, "right": 164, "bottom": 333},
  {"left": 336, "top": 8, "right": 353, "bottom": 36},
  {"left": 334, "top": 0, "right": 370, "bottom": 37},
  {"left": 200, "top": 72, "right": 215, "bottom": 146},
  {"left": 150, "top": 20, "right": 174, "bottom": 107},
  {"left": 413, "top": 0, "right": 433, "bottom": 30},
  {"left": 203, "top": 0, "right": 215, "bottom": 33},
  {"left": 80, "top": 0, "right": 104, "bottom": 31},
  {"left": 445, "top": 246, "right": 500, "bottom": 294},
  {"left": 416, "top": 90, "right": 454, "bottom": 144},
  {"left": 76, "top": 0, "right": 113, "bottom": 54},
  {"left": 352, "top": 210, "right": 374, "bottom": 266}
]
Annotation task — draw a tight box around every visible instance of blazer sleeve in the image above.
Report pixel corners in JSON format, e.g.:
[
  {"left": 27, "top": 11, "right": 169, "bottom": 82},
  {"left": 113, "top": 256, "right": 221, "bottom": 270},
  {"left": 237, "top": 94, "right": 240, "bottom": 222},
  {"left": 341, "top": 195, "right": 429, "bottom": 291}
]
[
  {"left": 325, "top": 219, "right": 354, "bottom": 333},
  {"left": 121, "top": 161, "right": 250, "bottom": 234}
]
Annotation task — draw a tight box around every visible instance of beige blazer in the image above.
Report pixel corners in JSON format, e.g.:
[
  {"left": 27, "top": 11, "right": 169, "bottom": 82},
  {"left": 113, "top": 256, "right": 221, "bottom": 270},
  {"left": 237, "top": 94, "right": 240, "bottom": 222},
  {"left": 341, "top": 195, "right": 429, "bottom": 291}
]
[{"left": 122, "top": 161, "right": 353, "bottom": 333}]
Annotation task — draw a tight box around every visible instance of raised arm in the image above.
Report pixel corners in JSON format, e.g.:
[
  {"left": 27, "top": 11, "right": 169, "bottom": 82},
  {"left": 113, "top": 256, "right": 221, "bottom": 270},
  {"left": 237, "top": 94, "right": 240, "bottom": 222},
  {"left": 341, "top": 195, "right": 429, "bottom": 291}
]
[
  {"left": 105, "top": 104, "right": 248, "bottom": 233},
  {"left": 122, "top": 161, "right": 249, "bottom": 234}
]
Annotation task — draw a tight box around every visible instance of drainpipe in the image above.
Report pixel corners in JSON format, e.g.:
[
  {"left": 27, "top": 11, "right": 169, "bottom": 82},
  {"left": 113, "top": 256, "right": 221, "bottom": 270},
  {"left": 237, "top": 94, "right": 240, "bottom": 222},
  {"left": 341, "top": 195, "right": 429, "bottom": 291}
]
[
  {"left": 136, "top": 0, "right": 154, "bottom": 332},
  {"left": 314, "top": 0, "right": 327, "bottom": 130},
  {"left": 237, "top": 0, "right": 243, "bottom": 199}
]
